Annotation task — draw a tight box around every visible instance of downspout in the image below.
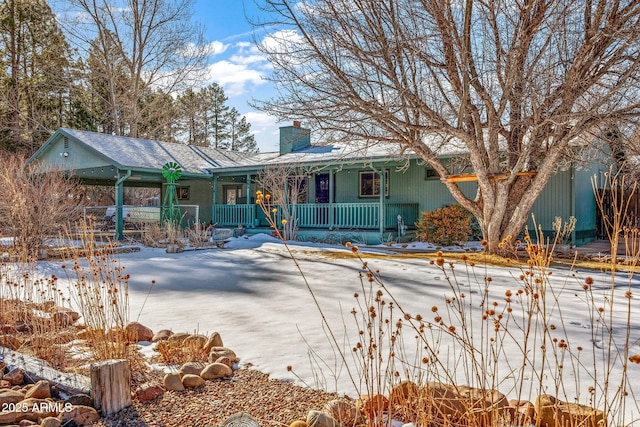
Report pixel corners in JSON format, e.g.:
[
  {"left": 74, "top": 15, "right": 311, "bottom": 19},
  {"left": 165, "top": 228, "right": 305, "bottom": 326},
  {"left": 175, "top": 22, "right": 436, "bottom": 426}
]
[
  {"left": 246, "top": 173, "right": 252, "bottom": 228},
  {"left": 212, "top": 175, "right": 218, "bottom": 226},
  {"left": 115, "top": 170, "right": 132, "bottom": 240},
  {"left": 329, "top": 169, "right": 335, "bottom": 230},
  {"left": 570, "top": 165, "right": 575, "bottom": 246}
]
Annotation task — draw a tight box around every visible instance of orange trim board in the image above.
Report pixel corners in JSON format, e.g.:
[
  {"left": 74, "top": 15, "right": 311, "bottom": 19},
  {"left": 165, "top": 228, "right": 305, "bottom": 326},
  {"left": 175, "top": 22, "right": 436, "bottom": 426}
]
[{"left": 443, "top": 171, "right": 537, "bottom": 183}]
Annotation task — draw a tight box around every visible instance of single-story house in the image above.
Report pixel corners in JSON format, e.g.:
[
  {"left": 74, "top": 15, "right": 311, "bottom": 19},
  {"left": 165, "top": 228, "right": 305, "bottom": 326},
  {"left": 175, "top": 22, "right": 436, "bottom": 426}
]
[{"left": 29, "top": 125, "right": 606, "bottom": 245}]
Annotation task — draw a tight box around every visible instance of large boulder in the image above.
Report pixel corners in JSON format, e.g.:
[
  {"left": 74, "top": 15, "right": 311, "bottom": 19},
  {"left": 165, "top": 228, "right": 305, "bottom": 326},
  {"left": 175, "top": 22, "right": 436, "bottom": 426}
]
[
  {"left": 181, "top": 374, "right": 205, "bottom": 388},
  {"left": 536, "top": 394, "right": 605, "bottom": 427},
  {"left": 152, "top": 329, "right": 173, "bottom": 342},
  {"left": 133, "top": 382, "right": 165, "bottom": 402},
  {"left": 60, "top": 405, "right": 100, "bottom": 426},
  {"left": 207, "top": 346, "right": 238, "bottom": 363},
  {"left": 419, "top": 383, "right": 510, "bottom": 427},
  {"left": 202, "top": 332, "right": 223, "bottom": 353},
  {"left": 322, "top": 398, "right": 358, "bottom": 426},
  {"left": 163, "top": 373, "right": 185, "bottom": 391},
  {"left": 125, "top": 321, "right": 154, "bottom": 342},
  {"left": 24, "top": 380, "right": 50, "bottom": 400},
  {"left": 179, "top": 362, "right": 206, "bottom": 376},
  {"left": 0, "top": 389, "right": 24, "bottom": 405},
  {"left": 200, "top": 363, "right": 232, "bottom": 380},
  {"left": 306, "top": 410, "right": 339, "bottom": 427},
  {"left": 3, "top": 368, "right": 24, "bottom": 386}
]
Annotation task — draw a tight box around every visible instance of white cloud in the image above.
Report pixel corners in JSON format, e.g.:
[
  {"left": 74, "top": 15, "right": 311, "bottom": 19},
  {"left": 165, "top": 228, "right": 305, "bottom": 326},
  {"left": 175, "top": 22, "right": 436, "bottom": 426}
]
[
  {"left": 204, "top": 40, "right": 230, "bottom": 56},
  {"left": 260, "top": 29, "right": 303, "bottom": 53},
  {"left": 245, "top": 111, "right": 277, "bottom": 128},
  {"left": 204, "top": 60, "right": 265, "bottom": 96}
]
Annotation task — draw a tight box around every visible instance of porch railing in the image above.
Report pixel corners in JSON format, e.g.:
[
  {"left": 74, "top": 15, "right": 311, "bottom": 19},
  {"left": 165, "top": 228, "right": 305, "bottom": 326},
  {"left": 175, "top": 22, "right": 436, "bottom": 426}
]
[{"left": 212, "top": 203, "right": 419, "bottom": 230}]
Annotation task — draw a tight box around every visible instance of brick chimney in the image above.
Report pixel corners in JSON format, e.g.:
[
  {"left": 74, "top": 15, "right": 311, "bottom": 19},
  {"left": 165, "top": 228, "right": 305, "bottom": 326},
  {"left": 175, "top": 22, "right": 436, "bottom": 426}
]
[{"left": 279, "top": 122, "right": 310, "bottom": 155}]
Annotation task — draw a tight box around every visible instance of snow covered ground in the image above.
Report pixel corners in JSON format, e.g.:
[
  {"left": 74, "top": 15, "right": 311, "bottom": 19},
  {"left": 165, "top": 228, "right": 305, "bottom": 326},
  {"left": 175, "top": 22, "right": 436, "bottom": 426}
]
[{"left": 34, "top": 234, "right": 640, "bottom": 422}]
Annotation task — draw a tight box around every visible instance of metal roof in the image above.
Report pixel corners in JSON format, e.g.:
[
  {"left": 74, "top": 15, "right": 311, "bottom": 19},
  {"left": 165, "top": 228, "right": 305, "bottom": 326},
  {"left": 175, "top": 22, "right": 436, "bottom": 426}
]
[{"left": 50, "top": 128, "right": 274, "bottom": 175}]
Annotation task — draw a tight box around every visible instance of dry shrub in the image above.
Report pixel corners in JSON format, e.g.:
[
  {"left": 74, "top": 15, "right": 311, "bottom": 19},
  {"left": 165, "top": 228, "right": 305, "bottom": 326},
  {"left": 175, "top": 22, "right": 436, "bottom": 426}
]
[
  {"left": 186, "top": 223, "right": 212, "bottom": 248},
  {"left": 415, "top": 204, "right": 472, "bottom": 246},
  {"left": 0, "top": 154, "right": 82, "bottom": 258},
  {"left": 59, "top": 223, "right": 130, "bottom": 361},
  {"left": 153, "top": 334, "right": 208, "bottom": 364}
]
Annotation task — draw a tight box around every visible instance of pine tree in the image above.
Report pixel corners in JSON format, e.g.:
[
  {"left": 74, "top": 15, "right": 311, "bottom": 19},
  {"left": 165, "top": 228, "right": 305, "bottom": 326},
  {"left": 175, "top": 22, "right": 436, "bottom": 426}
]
[
  {"left": 0, "top": 0, "right": 71, "bottom": 153},
  {"left": 225, "top": 107, "right": 257, "bottom": 153},
  {"left": 202, "top": 83, "right": 229, "bottom": 148}
]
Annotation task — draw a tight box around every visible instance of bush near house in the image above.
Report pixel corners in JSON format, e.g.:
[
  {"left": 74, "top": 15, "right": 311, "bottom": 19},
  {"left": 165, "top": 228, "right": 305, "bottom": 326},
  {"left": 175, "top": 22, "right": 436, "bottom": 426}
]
[{"left": 415, "top": 204, "right": 472, "bottom": 246}]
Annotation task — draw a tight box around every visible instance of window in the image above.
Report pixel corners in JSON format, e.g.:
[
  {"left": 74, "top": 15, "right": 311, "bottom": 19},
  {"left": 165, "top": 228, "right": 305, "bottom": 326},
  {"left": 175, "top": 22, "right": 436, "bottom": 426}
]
[
  {"left": 425, "top": 168, "right": 439, "bottom": 180},
  {"left": 359, "top": 170, "right": 389, "bottom": 197},
  {"left": 178, "top": 186, "right": 190, "bottom": 200},
  {"left": 224, "top": 186, "right": 242, "bottom": 205}
]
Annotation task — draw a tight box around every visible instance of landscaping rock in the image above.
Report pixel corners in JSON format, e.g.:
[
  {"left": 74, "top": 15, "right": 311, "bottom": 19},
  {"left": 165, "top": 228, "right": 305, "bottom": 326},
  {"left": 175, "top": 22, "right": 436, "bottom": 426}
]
[
  {"left": 65, "top": 394, "right": 93, "bottom": 407},
  {"left": 3, "top": 368, "right": 24, "bottom": 386},
  {"left": 24, "top": 380, "right": 50, "bottom": 399},
  {"left": 356, "top": 394, "right": 388, "bottom": 420},
  {"left": 20, "top": 398, "right": 60, "bottom": 418},
  {"left": 202, "top": 332, "right": 223, "bottom": 353},
  {"left": 0, "top": 361, "right": 5, "bottom": 374},
  {"left": 133, "top": 382, "right": 165, "bottom": 402},
  {"left": 151, "top": 329, "right": 173, "bottom": 342},
  {"left": 19, "top": 420, "right": 38, "bottom": 426},
  {"left": 289, "top": 421, "right": 308, "bottom": 427},
  {"left": 183, "top": 334, "right": 207, "bottom": 349},
  {"left": 214, "top": 356, "right": 232, "bottom": 369},
  {"left": 536, "top": 394, "right": 604, "bottom": 427},
  {"left": 207, "top": 346, "right": 238, "bottom": 363},
  {"left": 0, "top": 380, "right": 11, "bottom": 389},
  {"left": 52, "top": 311, "right": 73, "bottom": 327},
  {"left": 181, "top": 374, "right": 205, "bottom": 388},
  {"left": 167, "top": 332, "right": 190, "bottom": 344},
  {"left": 322, "top": 398, "right": 358, "bottom": 426},
  {"left": 179, "top": 362, "right": 205, "bottom": 376},
  {"left": 40, "top": 417, "right": 62, "bottom": 427},
  {"left": 0, "top": 410, "right": 19, "bottom": 424},
  {"left": 125, "top": 321, "right": 154, "bottom": 342},
  {"left": 60, "top": 405, "right": 100, "bottom": 426},
  {"left": 509, "top": 399, "right": 535, "bottom": 426},
  {"left": 306, "top": 410, "right": 339, "bottom": 427},
  {"left": 389, "top": 380, "right": 420, "bottom": 406},
  {"left": 200, "top": 362, "right": 232, "bottom": 380},
  {"left": 0, "top": 335, "right": 21, "bottom": 350},
  {"left": 163, "top": 373, "right": 185, "bottom": 391}
]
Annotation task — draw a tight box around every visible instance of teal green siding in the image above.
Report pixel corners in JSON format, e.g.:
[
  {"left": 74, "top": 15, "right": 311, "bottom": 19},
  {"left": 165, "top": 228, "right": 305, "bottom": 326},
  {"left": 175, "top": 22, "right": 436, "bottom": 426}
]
[
  {"left": 37, "top": 134, "right": 112, "bottom": 170},
  {"left": 528, "top": 170, "right": 572, "bottom": 235}
]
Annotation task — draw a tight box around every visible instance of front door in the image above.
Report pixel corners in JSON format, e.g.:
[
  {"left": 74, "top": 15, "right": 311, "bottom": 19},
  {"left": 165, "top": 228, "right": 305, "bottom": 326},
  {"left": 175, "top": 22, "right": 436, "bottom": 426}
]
[{"left": 315, "top": 174, "right": 330, "bottom": 203}]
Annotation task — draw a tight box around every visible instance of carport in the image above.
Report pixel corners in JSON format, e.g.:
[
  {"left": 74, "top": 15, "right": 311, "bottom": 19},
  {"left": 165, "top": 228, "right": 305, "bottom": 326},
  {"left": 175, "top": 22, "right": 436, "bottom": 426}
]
[{"left": 29, "top": 128, "right": 219, "bottom": 239}]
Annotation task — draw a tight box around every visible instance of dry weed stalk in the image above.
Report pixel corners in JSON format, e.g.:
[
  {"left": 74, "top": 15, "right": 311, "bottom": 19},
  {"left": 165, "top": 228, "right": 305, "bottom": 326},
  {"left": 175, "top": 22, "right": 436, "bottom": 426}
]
[
  {"left": 258, "top": 191, "right": 640, "bottom": 427},
  {"left": 59, "top": 222, "right": 130, "bottom": 361}
]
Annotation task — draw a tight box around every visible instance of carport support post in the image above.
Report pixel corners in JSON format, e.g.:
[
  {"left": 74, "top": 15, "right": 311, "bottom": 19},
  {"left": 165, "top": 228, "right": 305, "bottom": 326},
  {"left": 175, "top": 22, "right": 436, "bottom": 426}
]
[{"left": 114, "top": 170, "right": 131, "bottom": 240}]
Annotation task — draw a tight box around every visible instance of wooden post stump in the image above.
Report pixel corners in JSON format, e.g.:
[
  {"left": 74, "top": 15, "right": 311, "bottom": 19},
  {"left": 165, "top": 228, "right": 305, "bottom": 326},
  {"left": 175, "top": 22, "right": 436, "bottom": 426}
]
[{"left": 90, "top": 359, "right": 132, "bottom": 415}]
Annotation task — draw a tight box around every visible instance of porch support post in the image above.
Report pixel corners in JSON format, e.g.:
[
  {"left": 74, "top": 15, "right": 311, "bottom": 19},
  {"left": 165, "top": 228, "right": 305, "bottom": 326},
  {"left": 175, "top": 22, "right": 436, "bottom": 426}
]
[
  {"left": 246, "top": 173, "right": 252, "bottom": 227},
  {"left": 329, "top": 169, "right": 335, "bottom": 229},
  {"left": 378, "top": 169, "right": 385, "bottom": 242},
  {"left": 212, "top": 175, "right": 218, "bottom": 226},
  {"left": 114, "top": 170, "right": 131, "bottom": 240}
]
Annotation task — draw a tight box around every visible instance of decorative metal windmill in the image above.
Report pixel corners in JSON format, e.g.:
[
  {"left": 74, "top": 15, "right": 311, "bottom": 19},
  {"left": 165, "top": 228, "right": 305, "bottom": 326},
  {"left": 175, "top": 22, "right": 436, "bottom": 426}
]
[{"left": 162, "top": 161, "right": 182, "bottom": 223}]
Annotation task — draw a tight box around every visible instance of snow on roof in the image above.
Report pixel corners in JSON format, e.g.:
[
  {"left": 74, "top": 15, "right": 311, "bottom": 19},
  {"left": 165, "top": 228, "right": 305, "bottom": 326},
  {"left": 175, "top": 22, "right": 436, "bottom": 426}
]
[{"left": 58, "top": 128, "right": 272, "bottom": 174}]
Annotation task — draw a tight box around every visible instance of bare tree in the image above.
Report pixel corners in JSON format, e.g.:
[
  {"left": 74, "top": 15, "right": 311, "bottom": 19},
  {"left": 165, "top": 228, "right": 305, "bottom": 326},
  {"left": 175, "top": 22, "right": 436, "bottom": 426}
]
[
  {"left": 0, "top": 155, "right": 82, "bottom": 257},
  {"left": 56, "top": 0, "right": 207, "bottom": 138},
  {"left": 257, "top": 164, "right": 311, "bottom": 240},
  {"left": 254, "top": 0, "right": 640, "bottom": 252}
]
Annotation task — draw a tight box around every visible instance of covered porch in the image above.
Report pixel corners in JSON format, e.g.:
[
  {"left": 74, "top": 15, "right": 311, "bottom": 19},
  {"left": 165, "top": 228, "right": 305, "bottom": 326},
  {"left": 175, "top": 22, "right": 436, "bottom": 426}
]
[{"left": 212, "top": 202, "right": 419, "bottom": 233}]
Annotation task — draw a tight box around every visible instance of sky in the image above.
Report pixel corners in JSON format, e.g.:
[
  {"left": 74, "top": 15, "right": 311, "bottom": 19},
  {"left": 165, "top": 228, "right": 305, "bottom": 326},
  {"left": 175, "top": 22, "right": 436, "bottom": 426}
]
[
  {"left": 31, "top": 235, "right": 640, "bottom": 424},
  {"left": 192, "top": 0, "right": 284, "bottom": 153}
]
